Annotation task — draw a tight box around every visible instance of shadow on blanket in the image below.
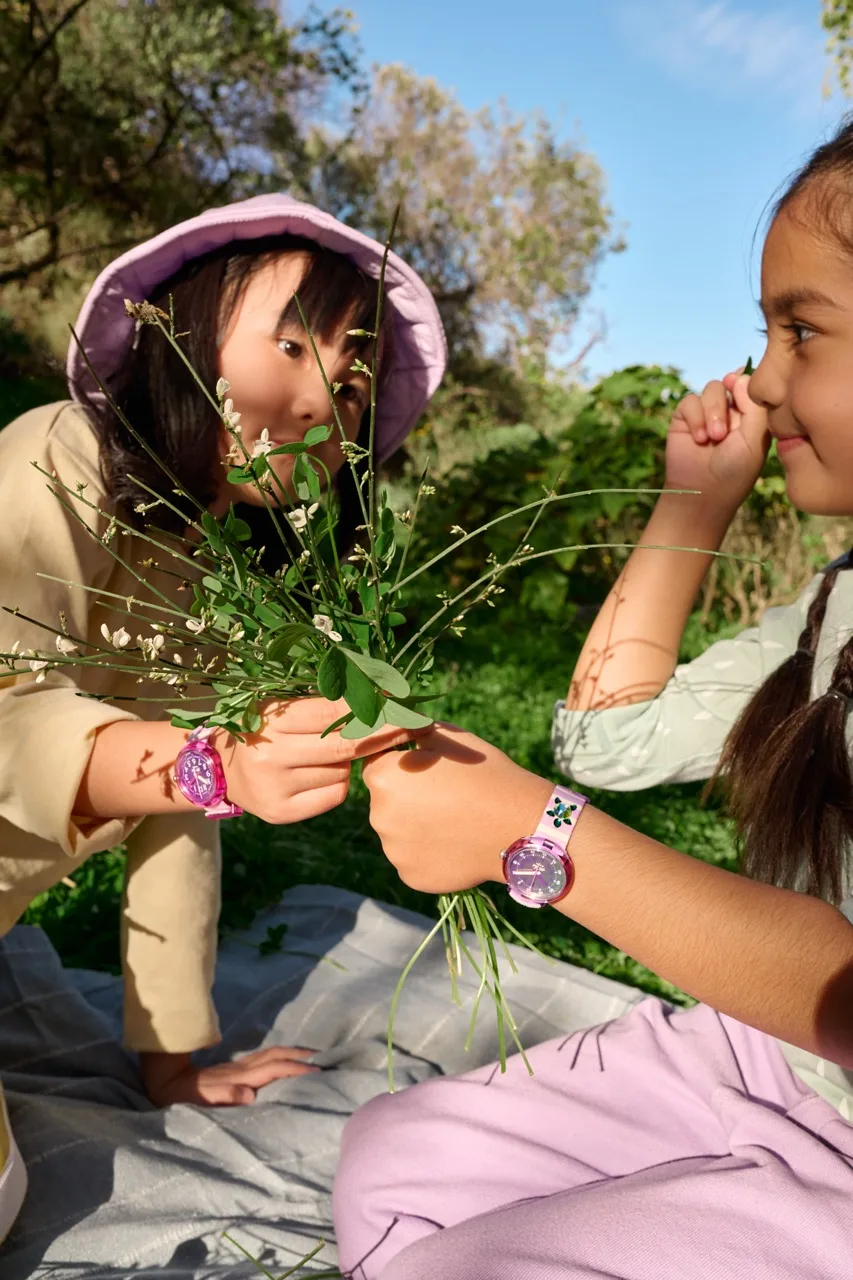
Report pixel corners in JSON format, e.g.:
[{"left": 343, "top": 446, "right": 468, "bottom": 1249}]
[{"left": 0, "top": 885, "right": 643, "bottom": 1280}]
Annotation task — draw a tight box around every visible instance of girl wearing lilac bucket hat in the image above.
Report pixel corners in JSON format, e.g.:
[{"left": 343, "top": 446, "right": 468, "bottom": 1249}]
[{"left": 0, "top": 196, "right": 446, "bottom": 1237}]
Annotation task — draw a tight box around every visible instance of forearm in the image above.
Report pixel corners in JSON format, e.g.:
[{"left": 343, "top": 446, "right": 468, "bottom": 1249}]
[
  {"left": 75, "top": 718, "right": 195, "bottom": 819},
  {"left": 553, "top": 807, "right": 853, "bottom": 1065},
  {"left": 566, "top": 493, "right": 735, "bottom": 709}
]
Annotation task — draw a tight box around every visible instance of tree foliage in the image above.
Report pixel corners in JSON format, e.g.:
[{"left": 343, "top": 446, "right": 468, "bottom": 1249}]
[
  {"left": 823, "top": 0, "right": 853, "bottom": 94},
  {"left": 308, "top": 64, "right": 622, "bottom": 365},
  {"left": 0, "top": 0, "right": 362, "bottom": 288}
]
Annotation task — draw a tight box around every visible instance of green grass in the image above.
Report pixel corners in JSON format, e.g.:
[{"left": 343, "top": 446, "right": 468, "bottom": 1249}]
[{"left": 24, "top": 616, "right": 739, "bottom": 1006}]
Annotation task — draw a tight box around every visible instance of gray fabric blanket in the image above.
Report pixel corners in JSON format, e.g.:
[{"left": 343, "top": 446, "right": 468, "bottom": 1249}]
[{"left": 0, "top": 884, "right": 645, "bottom": 1279}]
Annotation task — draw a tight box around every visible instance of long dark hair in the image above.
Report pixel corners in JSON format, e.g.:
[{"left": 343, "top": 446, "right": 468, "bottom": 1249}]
[
  {"left": 713, "top": 119, "right": 853, "bottom": 904},
  {"left": 85, "top": 232, "right": 394, "bottom": 554}
]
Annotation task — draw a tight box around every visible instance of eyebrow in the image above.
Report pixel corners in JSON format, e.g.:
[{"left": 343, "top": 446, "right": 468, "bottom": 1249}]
[{"left": 760, "top": 287, "right": 840, "bottom": 319}]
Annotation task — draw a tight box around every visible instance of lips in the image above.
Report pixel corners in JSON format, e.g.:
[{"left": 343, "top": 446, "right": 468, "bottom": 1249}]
[{"left": 774, "top": 434, "right": 809, "bottom": 456}]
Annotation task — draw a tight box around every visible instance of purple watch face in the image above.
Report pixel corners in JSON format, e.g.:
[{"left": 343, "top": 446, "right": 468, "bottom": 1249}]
[
  {"left": 505, "top": 841, "right": 569, "bottom": 904},
  {"left": 175, "top": 745, "right": 222, "bottom": 806}
]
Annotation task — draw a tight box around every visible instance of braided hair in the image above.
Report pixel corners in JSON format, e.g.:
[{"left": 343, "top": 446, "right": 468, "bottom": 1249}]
[{"left": 714, "top": 562, "right": 853, "bottom": 903}]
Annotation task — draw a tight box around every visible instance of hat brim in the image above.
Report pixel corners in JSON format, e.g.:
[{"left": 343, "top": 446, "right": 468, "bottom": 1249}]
[{"left": 67, "top": 195, "right": 446, "bottom": 461}]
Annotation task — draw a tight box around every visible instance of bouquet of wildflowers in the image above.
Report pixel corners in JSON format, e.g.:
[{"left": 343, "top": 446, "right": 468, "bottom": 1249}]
[{"left": 2, "top": 234, "right": 704, "bottom": 1087}]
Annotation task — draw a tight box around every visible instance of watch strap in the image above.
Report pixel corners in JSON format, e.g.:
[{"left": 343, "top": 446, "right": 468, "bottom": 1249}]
[{"left": 533, "top": 785, "right": 587, "bottom": 851}]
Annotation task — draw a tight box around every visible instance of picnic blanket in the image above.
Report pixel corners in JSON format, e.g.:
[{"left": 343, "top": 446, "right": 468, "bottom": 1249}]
[{"left": 0, "top": 884, "right": 646, "bottom": 1279}]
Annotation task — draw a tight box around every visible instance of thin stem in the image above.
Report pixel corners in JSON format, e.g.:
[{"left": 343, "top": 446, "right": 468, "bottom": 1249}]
[
  {"left": 393, "top": 462, "right": 430, "bottom": 591},
  {"left": 399, "top": 538, "right": 756, "bottom": 673},
  {"left": 367, "top": 207, "right": 400, "bottom": 653},
  {"left": 389, "top": 488, "right": 686, "bottom": 598},
  {"left": 69, "top": 326, "right": 207, "bottom": 517},
  {"left": 387, "top": 895, "right": 459, "bottom": 1093}
]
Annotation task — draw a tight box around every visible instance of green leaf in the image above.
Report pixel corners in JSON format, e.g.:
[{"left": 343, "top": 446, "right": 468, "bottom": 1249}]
[
  {"left": 224, "top": 513, "right": 252, "bottom": 542},
  {"left": 340, "top": 710, "right": 386, "bottom": 740},
  {"left": 242, "top": 703, "right": 263, "bottom": 734},
  {"left": 293, "top": 453, "right": 321, "bottom": 502},
  {"left": 267, "top": 441, "right": 307, "bottom": 457},
  {"left": 743, "top": 356, "right": 754, "bottom": 376},
  {"left": 340, "top": 647, "right": 410, "bottom": 698},
  {"left": 343, "top": 659, "right": 382, "bottom": 725},
  {"left": 226, "top": 467, "right": 254, "bottom": 484},
  {"left": 304, "top": 424, "right": 332, "bottom": 446},
  {"left": 318, "top": 645, "right": 347, "bottom": 700},
  {"left": 267, "top": 623, "right": 315, "bottom": 662},
  {"left": 383, "top": 700, "right": 434, "bottom": 729},
  {"left": 320, "top": 710, "right": 352, "bottom": 738},
  {"left": 201, "top": 575, "right": 223, "bottom": 594},
  {"left": 387, "top": 611, "right": 407, "bottom": 627},
  {"left": 255, "top": 603, "right": 287, "bottom": 630},
  {"left": 168, "top": 709, "right": 210, "bottom": 729},
  {"left": 201, "top": 512, "right": 225, "bottom": 552}
]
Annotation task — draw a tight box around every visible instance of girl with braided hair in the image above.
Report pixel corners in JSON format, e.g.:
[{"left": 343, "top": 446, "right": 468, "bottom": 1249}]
[{"left": 333, "top": 118, "right": 853, "bottom": 1279}]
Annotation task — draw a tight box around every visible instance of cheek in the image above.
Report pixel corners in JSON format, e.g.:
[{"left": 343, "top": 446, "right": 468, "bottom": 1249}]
[
  {"left": 790, "top": 356, "right": 853, "bottom": 446},
  {"left": 217, "top": 333, "right": 284, "bottom": 423}
]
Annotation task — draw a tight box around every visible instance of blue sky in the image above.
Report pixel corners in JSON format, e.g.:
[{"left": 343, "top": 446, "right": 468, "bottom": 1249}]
[{"left": 307, "top": 0, "right": 848, "bottom": 390}]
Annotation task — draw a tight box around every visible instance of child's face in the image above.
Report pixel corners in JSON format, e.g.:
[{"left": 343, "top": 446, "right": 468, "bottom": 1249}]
[
  {"left": 214, "top": 253, "right": 372, "bottom": 512},
  {"left": 750, "top": 196, "right": 853, "bottom": 516}
]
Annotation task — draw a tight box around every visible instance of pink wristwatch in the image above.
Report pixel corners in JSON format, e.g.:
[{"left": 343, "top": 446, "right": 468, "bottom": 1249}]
[
  {"left": 173, "top": 726, "right": 243, "bottom": 820},
  {"left": 501, "top": 785, "right": 588, "bottom": 908}
]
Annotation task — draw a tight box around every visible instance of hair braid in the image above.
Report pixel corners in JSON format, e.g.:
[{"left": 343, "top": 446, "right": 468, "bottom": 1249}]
[{"left": 714, "top": 567, "right": 853, "bottom": 902}]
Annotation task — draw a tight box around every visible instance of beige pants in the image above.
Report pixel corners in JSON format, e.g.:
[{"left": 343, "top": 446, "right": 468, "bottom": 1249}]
[{"left": 0, "top": 1084, "right": 26, "bottom": 1247}]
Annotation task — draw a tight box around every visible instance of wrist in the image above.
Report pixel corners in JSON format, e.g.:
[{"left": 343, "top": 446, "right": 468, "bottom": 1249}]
[
  {"left": 482, "top": 770, "right": 553, "bottom": 883},
  {"left": 651, "top": 489, "right": 738, "bottom": 547}
]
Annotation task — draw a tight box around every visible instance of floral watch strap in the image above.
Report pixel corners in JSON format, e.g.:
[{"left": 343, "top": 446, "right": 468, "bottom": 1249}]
[{"left": 534, "top": 785, "right": 587, "bottom": 849}]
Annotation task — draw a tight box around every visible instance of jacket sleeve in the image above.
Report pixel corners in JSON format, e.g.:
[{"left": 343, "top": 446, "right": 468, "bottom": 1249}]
[
  {"left": 122, "top": 812, "right": 222, "bottom": 1052},
  {"left": 0, "top": 411, "right": 139, "bottom": 858},
  {"left": 552, "top": 578, "right": 820, "bottom": 791}
]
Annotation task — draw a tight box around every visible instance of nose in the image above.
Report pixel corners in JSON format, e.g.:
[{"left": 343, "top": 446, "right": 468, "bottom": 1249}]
[
  {"left": 747, "top": 346, "right": 785, "bottom": 412},
  {"left": 289, "top": 359, "right": 332, "bottom": 426}
]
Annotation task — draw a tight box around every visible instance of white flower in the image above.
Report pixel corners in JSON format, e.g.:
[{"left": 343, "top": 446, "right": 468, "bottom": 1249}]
[
  {"left": 113, "top": 627, "right": 131, "bottom": 648},
  {"left": 216, "top": 377, "right": 231, "bottom": 399},
  {"left": 313, "top": 614, "right": 342, "bottom": 643},
  {"left": 185, "top": 618, "right": 205, "bottom": 634},
  {"left": 298, "top": 549, "right": 311, "bottom": 564},
  {"left": 55, "top": 635, "right": 78, "bottom": 655},
  {"left": 29, "top": 658, "right": 48, "bottom": 672},
  {"left": 450, "top": 524, "right": 466, "bottom": 536},
  {"left": 166, "top": 674, "right": 181, "bottom": 685},
  {"left": 172, "top": 653, "right": 183, "bottom": 665},
  {"left": 9, "top": 640, "right": 19, "bottom": 655},
  {"left": 221, "top": 397, "right": 242, "bottom": 432},
  {"left": 287, "top": 503, "right": 319, "bottom": 531},
  {"left": 251, "top": 428, "right": 275, "bottom": 458}
]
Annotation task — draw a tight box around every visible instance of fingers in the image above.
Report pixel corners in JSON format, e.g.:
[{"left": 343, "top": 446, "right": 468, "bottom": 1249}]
[
  {"left": 672, "top": 392, "right": 711, "bottom": 445},
  {"left": 349, "top": 723, "right": 430, "bottom": 760},
  {"left": 263, "top": 696, "right": 349, "bottom": 735},
  {"left": 261, "top": 779, "right": 350, "bottom": 823},
  {"left": 673, "top": 376, "right": 743, "bottom": 447},
  {"left": 193, "top": 1048, "right": 319, "bottom": 1106}
]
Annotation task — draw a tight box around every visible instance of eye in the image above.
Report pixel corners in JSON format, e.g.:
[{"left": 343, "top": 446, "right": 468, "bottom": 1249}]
[
  {"left": 788, "top": 322, "right": 817, "bottom": 345},
  {"left": 336, "top": 381, "right": 367, "bottom": 409},
  {"left": 277, "top": 337, "right": 303, "bottom": 358}
]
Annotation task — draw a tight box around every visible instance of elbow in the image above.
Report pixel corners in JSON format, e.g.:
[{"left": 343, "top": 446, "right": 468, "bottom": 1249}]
[{"left": 814, "top": 918, "right": 853, "bottom": 1069}]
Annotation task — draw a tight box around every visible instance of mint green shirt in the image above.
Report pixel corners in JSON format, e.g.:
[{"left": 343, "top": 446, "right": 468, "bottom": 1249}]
[{"left": 552, "top": 566, "right": 853, "bottom": 1119}]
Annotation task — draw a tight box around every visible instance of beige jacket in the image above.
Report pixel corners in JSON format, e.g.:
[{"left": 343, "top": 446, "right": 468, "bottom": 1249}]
[{"left": 0, "top": 401, "right": 220, "bottom": 1053}]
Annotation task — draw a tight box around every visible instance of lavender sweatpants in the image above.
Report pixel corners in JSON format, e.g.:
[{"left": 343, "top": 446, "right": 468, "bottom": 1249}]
[{"left": 333, "top": 999, "right": 853, "bottom": 1279}]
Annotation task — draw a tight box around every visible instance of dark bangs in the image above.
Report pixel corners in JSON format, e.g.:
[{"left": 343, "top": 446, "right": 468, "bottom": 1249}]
[{"left": 222, "top": 232, "right": 389, "bottom": 368}]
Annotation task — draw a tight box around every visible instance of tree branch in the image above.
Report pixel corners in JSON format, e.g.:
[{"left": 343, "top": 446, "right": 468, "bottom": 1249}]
[{"left": 0, "top": 0, "right": 94, "bottom": 126}]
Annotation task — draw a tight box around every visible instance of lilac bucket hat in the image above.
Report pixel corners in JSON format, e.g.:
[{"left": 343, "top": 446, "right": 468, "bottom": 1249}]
[{"left": 67, "top": 194, "right": 447, "bottom": 461}]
